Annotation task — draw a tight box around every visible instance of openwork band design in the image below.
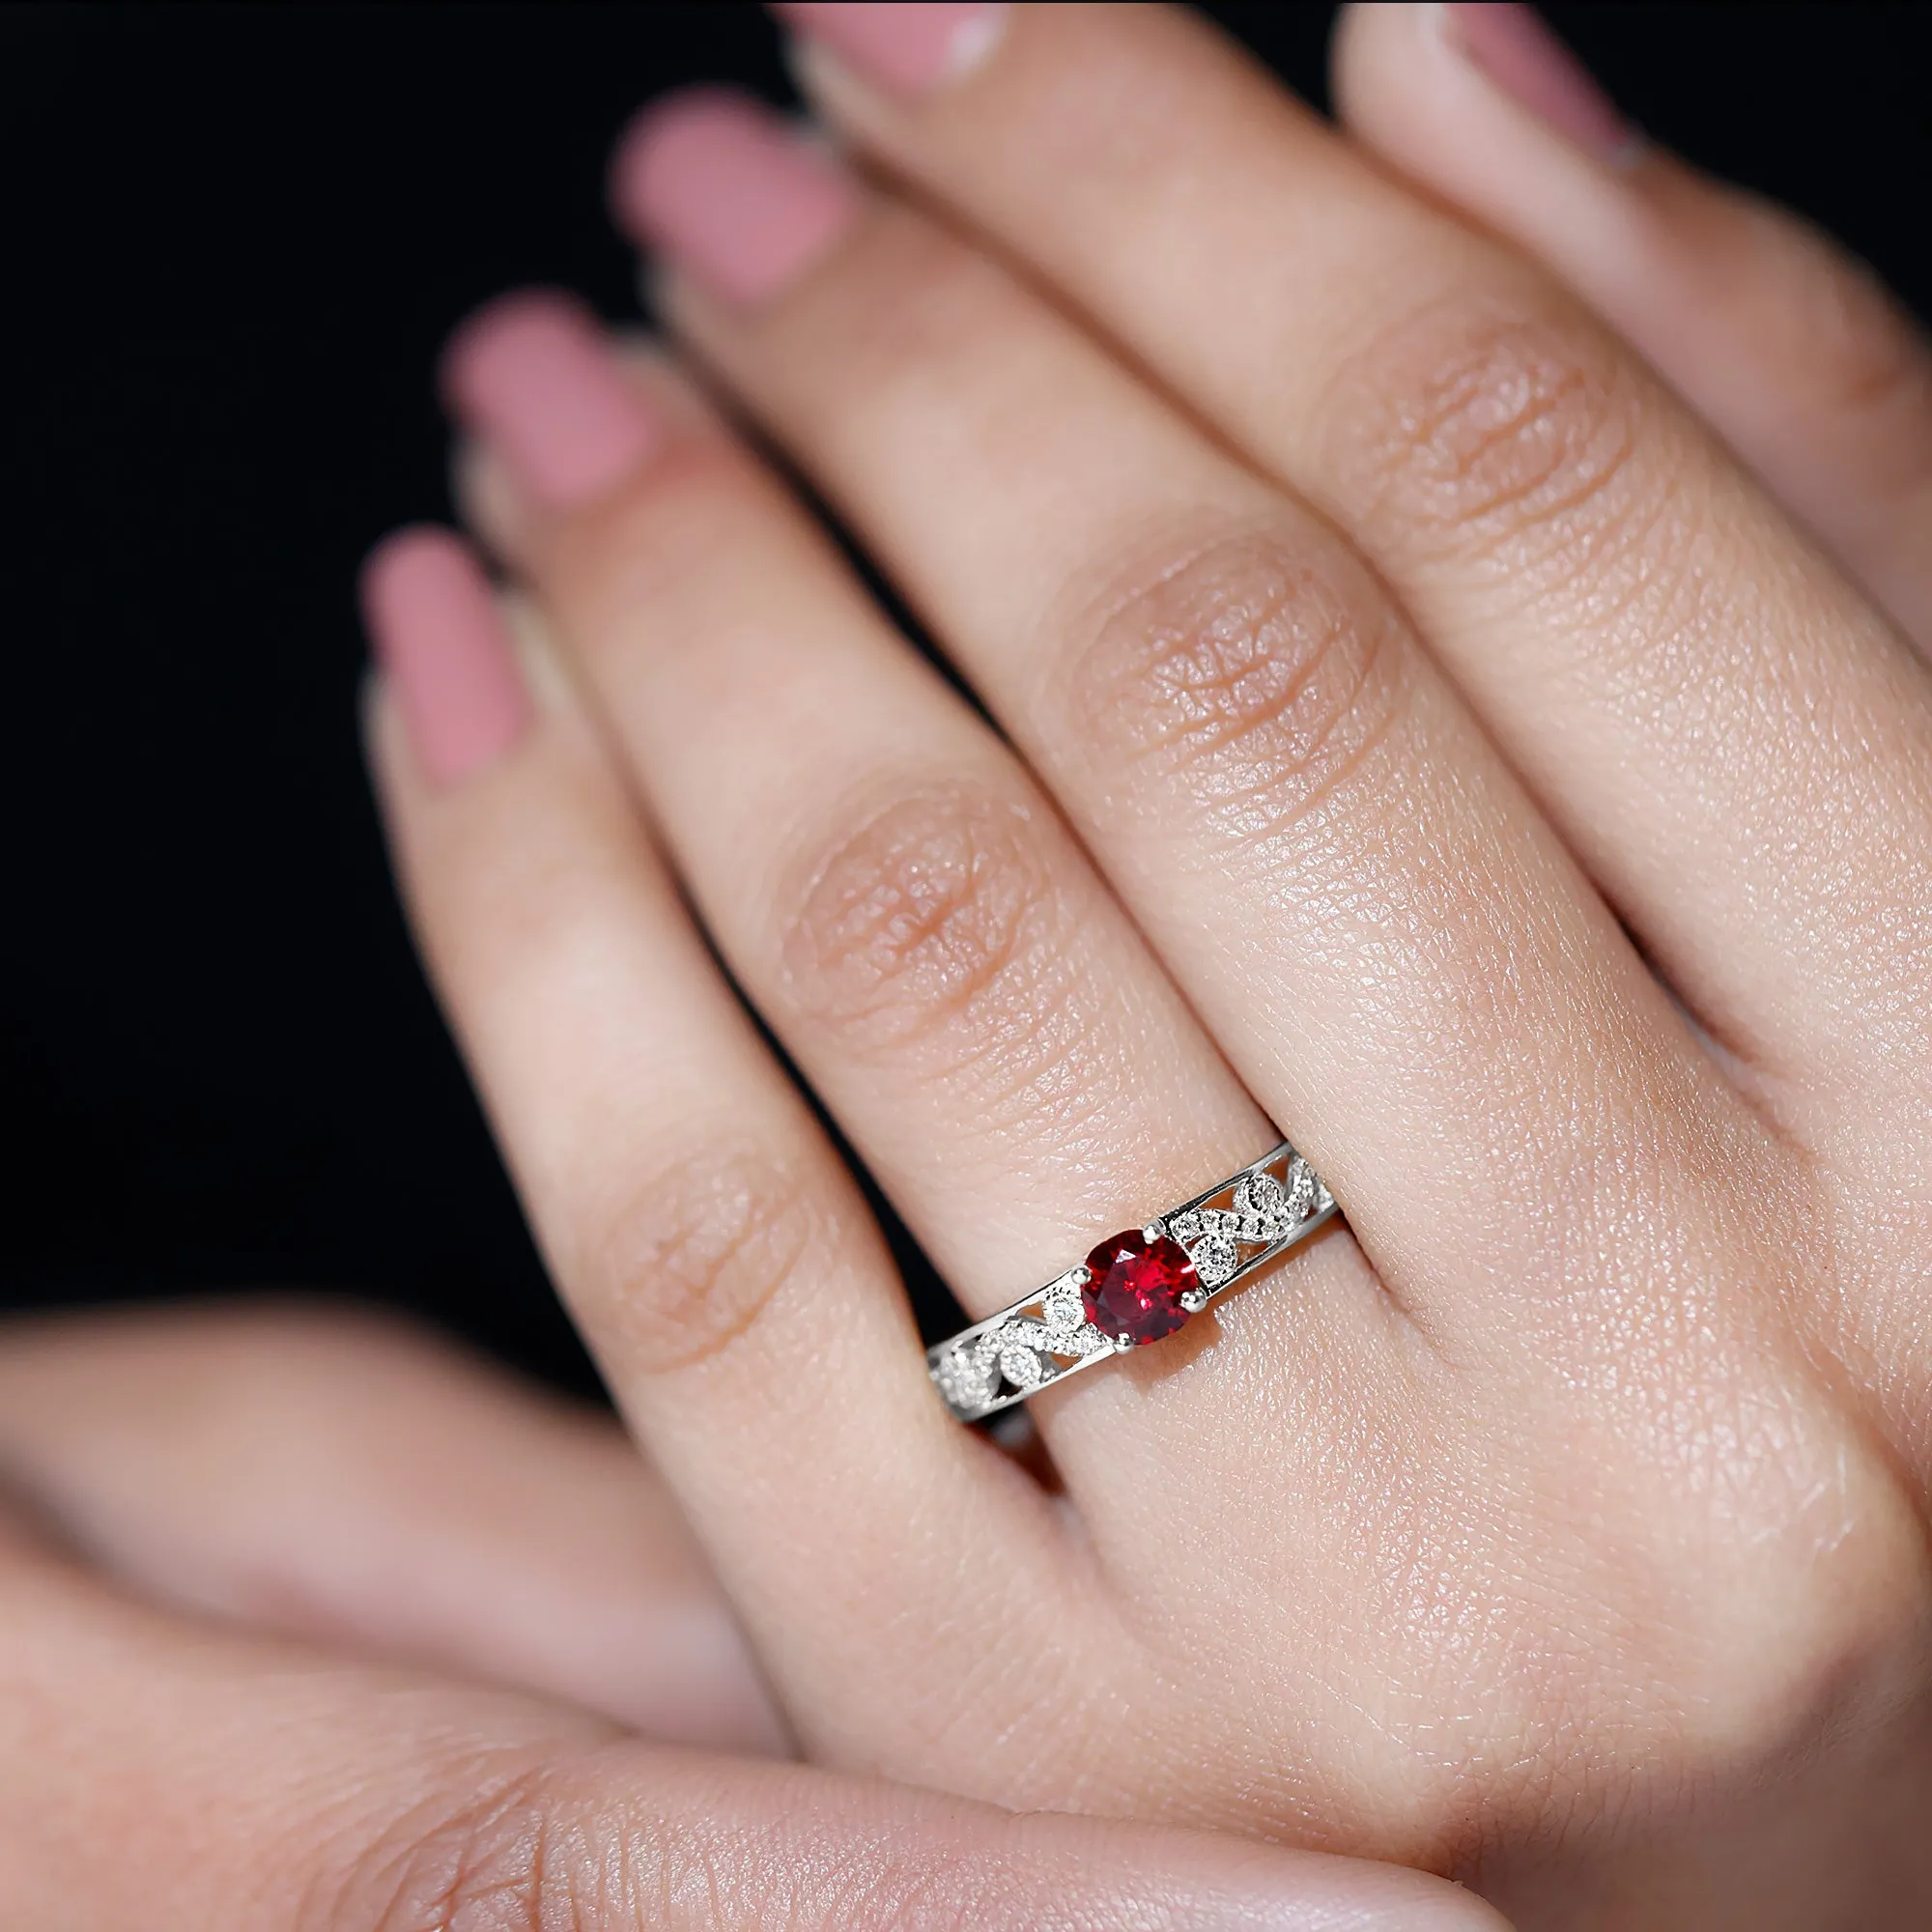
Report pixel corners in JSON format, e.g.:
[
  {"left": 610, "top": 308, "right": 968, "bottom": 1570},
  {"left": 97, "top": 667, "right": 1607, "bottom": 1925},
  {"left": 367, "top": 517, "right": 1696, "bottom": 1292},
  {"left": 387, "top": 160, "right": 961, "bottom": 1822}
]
[{"left": 928, "top": 1142, "right": 1336, "bottom": 1423}]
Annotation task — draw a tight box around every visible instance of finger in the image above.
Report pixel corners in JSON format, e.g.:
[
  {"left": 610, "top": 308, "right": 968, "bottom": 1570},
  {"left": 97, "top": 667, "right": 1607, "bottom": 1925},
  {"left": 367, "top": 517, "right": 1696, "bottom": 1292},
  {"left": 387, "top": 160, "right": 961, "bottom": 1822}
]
[
  {"left": 0, "top": 1546, "right": 1500, "bottom": 1932},
  {"left": 440, "top": 295, "right": 1272, "bottom": 1288},
  {"left": 436, "top": 298, "right": 1409, "bottom": 1496},
  {"left": 609, "top": 96, "right": 1764, "bottom": 1376},
  {"left": 774, "top": 2, "right": 1932, "bottom": 1126},
  {"left": 360, "top": 527, "right": 1065, "bottom": 1781},
  {"left": 1334, "top": 2, "right": 1932, "bottom": 649},
  {"left": 432, "top": 301, "right": 1562, "bottom": 1845},
  {"left": 0, "top": 1299, "right": 782, "bottom": 1751}
]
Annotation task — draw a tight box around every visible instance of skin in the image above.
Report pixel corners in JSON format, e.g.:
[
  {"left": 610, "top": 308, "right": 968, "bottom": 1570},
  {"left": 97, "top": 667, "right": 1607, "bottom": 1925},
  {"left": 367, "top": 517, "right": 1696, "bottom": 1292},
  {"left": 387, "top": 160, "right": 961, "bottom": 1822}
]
[
  {"left": 385, "top": 5, "right": 1932, "bottom": 1924},
  {"left": 0, "top": 1304, "right": 1483, "bottom": 1929},
  {"left": 20, "top": 5, "right": 1932, "bottom": 1926}
]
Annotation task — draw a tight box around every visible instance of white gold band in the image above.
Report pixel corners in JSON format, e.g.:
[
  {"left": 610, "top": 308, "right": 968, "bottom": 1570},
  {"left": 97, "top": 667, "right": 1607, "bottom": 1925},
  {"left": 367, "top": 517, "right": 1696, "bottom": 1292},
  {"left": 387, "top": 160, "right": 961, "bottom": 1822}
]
[{"left": 928, "top": 1142, "right": 1336, "bottom": 1423}]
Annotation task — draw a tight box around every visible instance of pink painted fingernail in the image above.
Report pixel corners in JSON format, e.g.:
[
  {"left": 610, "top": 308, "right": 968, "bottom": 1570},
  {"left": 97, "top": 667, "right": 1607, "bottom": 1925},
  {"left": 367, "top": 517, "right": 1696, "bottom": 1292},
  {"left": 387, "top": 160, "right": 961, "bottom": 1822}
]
[
  {"left": 612, "top": 90, "right": 861, "bottom": 307},
  {"left": 441, "top": 291, "right": 658, "bottom": 511},
  {"left": 360, "top": 528, "right": 531, "bottom": 785},
  {"left": 1445, "top": 5, "right": 1640, "bottom": 167},
  {"left": 771, "top": 3, "right": 1008, "bottom": 98}
]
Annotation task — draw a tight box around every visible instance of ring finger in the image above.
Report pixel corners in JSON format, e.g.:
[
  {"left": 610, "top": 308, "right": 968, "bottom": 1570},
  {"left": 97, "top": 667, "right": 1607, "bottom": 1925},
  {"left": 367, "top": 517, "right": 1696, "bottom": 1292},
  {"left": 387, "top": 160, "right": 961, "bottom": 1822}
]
[
  {"left": 362, "top": 527, "right": 1086, "bottom": 1792},
  {"left": 438, "top": 297, "right": 1401, "bottom": 1584}
]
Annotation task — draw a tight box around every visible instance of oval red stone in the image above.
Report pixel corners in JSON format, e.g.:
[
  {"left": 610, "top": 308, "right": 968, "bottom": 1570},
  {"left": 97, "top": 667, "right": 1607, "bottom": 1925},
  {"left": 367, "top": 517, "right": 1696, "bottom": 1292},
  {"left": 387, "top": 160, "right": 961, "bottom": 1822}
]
[{"left": 1082, "top": 1230, "right": 1197, "bottom": 1346}]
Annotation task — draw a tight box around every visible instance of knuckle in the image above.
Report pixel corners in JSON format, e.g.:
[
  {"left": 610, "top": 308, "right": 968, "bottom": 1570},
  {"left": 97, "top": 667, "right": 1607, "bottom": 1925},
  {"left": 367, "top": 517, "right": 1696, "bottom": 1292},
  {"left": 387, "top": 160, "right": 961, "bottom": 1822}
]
[
  {"left": 778, "top": 783, "right": 1068, "bottom": 1075},
  {"left": 550, "top": 437, "right": 770, "bottom": 643},
  {"left": 580, "top": 1141, "right": 827, "bottom": 1376},
  {"left": 1063, "top": 529, "right": 1408, "bottom": 847},
  {"left": 1321, "top": 299, "right": 1661, "bottom": 589},
  {"left": 1806, "top": 285, "right": 1931, "bottom": 435},
  {"left": 1730, "top": 201, "right": 1932, "bottom": 441},
  {"left": 1633, "top": 1413, "right": 1927, "bottom": 1774},
  {"left": 797, "top": 206, "right": 1011, "bottom": 394},
  {"left": 309, "top": 1757, "right": 584, "bottom": 1932}
]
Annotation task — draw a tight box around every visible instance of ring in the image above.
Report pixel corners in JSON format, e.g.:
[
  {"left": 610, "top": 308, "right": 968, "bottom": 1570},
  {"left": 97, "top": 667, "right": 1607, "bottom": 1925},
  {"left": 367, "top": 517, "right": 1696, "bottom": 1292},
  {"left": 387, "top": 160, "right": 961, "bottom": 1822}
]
[{"left": 928, "top": 1142, "right": 1337, "bottom": 1422}]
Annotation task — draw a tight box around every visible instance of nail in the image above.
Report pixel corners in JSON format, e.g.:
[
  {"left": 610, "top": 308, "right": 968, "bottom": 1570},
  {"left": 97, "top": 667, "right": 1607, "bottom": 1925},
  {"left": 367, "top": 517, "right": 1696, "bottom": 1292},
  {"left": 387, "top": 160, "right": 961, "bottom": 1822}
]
[
  {"left": 1442, "top": 4, "right": 1640, "bottom": 167},
  {"left": 771, "top": 2, "right": 1007, "bottom": 98},
  {"left": 612, "top": 89, "right": 861, "bottom": 308},
  {"left": 440, "top": 291, "right": 658, "bottom": 512},
  {"left": 360, "top": 528, "right": 531, "bottom": 785}
]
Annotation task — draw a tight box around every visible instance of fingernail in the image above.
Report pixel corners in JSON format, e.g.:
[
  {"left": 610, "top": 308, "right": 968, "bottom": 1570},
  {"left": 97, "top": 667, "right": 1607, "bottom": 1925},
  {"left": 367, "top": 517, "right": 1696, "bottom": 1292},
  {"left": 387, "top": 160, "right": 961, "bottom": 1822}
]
[
  {"left": 440, "top": 291, "right": 658, "bottom": 512},
  {"left": 360, "top": 528, "right": 531, "bottom": 785},
  {"left": 771, "top": 2, "right": 1007, "bottom": 98},
  {"left": 1443, "top": 4, "right": 1640, "bottom": 167},
  {"left": 612, "top": 89, "right": 861, "bottom": 308}
]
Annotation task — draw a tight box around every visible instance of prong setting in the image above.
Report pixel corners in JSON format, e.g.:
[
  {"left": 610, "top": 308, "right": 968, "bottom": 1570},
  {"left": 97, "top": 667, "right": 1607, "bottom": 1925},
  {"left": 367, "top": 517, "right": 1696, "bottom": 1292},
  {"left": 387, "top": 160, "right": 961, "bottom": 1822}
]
[{"left": 926, "top": 1142, "right": 1337, "bottom": 1420}]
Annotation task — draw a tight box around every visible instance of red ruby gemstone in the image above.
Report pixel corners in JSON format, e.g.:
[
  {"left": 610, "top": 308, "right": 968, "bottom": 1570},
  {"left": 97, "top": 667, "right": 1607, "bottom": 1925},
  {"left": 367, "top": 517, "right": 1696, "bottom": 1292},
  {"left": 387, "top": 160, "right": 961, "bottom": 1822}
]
[{"left": 1082, "top": 1230, "right": 1197, "bottom": 1346}]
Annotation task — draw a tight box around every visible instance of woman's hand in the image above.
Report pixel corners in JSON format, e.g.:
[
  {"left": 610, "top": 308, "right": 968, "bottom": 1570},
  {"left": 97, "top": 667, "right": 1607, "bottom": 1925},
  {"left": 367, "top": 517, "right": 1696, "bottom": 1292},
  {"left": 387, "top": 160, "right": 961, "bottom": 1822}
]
[
  {"left": 363, "top": 5, "right": 1932, "bottom": 1924},
  {"left": 0, "top": 1302, "right": 1484, "bottom": 1929}
]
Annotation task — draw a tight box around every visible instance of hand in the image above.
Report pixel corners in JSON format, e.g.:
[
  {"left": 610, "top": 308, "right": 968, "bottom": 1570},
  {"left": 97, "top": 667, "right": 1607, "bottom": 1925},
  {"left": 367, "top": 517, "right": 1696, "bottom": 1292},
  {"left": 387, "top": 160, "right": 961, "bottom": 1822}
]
[
  {"left": 0, "top": 1302, "right": 1483, "bottom": 1930},
  {"left": 362, "top": 4, "right": 1932, "bottom": 1925}
]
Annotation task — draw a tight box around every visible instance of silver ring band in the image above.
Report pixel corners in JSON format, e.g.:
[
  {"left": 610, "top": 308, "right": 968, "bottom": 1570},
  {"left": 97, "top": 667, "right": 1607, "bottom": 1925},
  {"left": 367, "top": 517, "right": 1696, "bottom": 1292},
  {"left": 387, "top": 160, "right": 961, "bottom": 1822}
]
[{"left": 928, "top": 1142, "right": 1337, "bottom": 1422}]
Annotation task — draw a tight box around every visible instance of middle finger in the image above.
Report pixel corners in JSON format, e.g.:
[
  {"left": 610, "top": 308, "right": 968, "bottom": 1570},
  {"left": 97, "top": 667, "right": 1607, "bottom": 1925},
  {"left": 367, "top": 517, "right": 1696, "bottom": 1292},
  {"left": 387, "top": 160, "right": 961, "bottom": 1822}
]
[{"left": 614, "top": 98, "right": 1770, "bottom": 1365}]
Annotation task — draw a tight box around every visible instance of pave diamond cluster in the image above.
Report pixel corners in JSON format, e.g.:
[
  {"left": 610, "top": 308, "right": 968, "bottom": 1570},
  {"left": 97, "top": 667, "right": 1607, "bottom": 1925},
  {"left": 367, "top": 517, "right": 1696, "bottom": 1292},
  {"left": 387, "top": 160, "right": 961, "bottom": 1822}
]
[
  {"left": 931, "top": 1279, "right": 1113, "bottom": 1416},
  {"left": 929, "top": 1145, "right": 1334, "bottom": 1422},
  {"left": 1165, "top": 1160, "right": 1321, "bottom": 1289}
]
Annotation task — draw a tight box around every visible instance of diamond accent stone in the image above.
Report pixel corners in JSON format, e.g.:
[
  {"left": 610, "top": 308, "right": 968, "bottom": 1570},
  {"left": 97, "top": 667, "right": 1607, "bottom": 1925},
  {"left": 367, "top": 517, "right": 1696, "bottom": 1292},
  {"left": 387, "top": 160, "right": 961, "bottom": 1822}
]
[
  {"left": 1002, "top": 1318, "right": 1057, "bottom": 1352},
  {"left": 1235, "top": 1171, "right": 1290, "bottom": 1242},
  {"left": 1057, "top": 1322, "right": 1113, "bottom": 1355},
  {"left": 1041, "top": 1287, "right": 1086, "bottom": 1336},
  {"left": 1240, "top": 1170, "right": 1286, "bottom": 1209},
  {"left": 1187, "top": 1230, "right": 1241, "bottom": 1288},
  {"left": 1285, "top": 1157, "right": 1319, "bottom": 1223},
  {"left": 934, "top": 1341, "right": 999, "bottom": 1411},
  {"left": 997, "top": 1340, "right": 1047, "bottom": 1388},
  {"left": 1019, "top": 1305, "right": 1112, "bottom": 1360}
]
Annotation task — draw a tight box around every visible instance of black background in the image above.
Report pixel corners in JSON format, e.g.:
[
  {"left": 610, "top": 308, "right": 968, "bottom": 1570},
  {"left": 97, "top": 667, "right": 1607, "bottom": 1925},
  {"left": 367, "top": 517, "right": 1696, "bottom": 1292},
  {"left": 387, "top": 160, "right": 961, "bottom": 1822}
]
[{"left": 3, "top": 4, "right": 1926, "bottom": 1401}]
